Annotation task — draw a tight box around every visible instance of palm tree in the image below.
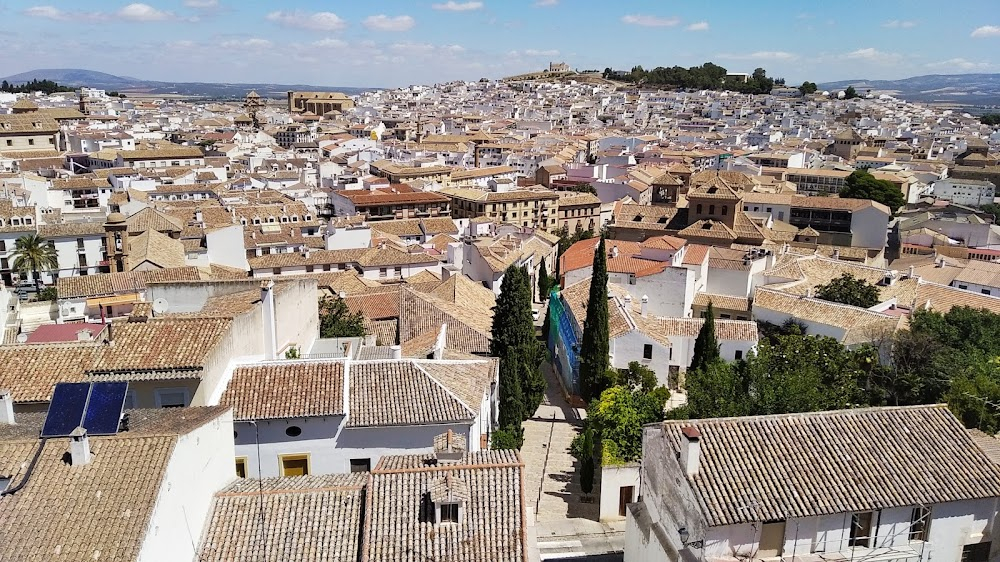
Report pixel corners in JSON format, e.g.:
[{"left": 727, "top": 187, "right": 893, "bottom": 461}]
[{"left": 11, "top": 234, "right": 59, "bottom": 295}]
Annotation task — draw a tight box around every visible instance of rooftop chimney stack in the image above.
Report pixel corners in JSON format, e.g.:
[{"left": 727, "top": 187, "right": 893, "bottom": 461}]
[
  {"left": 0, "top": 390, "right": 14, "bottom": 425},
  {"left": 261, "top": 280, "right": 277, "bottom": 361},
  {"left": 832, "top": 249, "right": 840, "bottom": 260},
  {"left": 69, "top": 427, "right": 92, "bottom": 466},
  {"left": 76, "top": 329, "right": 93, "bottom": 342},
  {"left": 908, "top": 265, "right": 915, "bottom": 279},
  {"left": 679, "top": 425, "right": 701, "bottom": 477},
  {"left": 611, "top": 245, "right": 619, "bottom": 258},
  {"left": 641, "top": 295, "right": 649, "bottom": 317},
  {"left": 391, "top": 345, "right": 402, "bottom": 360}
]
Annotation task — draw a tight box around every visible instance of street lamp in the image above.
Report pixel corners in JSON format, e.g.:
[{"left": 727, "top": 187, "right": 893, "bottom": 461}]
[{"left": 677, "top": 527, "right": 704, "bottom": 549}]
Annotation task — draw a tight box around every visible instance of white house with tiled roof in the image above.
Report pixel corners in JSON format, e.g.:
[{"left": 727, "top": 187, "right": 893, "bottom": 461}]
[
  {"left": 0, "top": 406, "right": 236, "bottom": 562},
  {"left": 627, "top": 405, "right": 1000, "bottom": 562},
  {"left": 218, "top": 357, "right": 498, "bottom": 478}
]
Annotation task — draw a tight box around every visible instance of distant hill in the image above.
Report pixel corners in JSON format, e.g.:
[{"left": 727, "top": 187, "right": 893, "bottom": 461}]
[
  {"left": 818, "top": 73, "right": 1000, "bottom": 105},
  {"left": 0, "top": 68, "right": 373, "bottom": 99}
]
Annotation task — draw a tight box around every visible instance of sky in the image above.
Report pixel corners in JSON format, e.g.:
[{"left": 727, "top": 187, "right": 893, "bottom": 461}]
[{"left": 0, "top": 0, "right": 998, "bottom": 88}]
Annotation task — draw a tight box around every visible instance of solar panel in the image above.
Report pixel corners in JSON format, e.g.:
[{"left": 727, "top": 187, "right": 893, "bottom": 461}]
[
  {"left": 82, "top": 382, "right": 128, "bottom": 436},
  {"left": 41, "top": 382, "right": 91, "bottom": 438}
]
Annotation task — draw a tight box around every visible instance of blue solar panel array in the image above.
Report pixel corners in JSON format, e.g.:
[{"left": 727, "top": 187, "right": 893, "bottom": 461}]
[
  {"left": 41, "top": 381, "right": 129, "bottom": 438},
  {"left": 82, "top": 382, "right": 129, "bottom": 436}
]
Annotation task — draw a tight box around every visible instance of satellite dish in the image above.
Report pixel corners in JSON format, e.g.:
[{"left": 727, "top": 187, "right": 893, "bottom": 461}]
[
  {"left": 152, "top": 298, "right": 169, "bottom": 315},
  {"left": 15, "top": 333, "right": 28, "bottom": 343}
]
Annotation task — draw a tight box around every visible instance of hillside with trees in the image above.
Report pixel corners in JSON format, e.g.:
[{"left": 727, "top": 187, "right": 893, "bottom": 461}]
[
  {"left": 0, "top": 79, "right": 76, "bottom": 94},
  {"left": 603, "top": 63, "right": 792, "bottom": 95}
]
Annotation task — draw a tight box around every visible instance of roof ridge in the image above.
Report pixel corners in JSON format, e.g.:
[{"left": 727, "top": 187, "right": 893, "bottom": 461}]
[
  {"left": 412, "top": 362, "right": 479, "bottom": 416},
  {"left": 663, "top": 403, "right": 950, "bottom": 426}
]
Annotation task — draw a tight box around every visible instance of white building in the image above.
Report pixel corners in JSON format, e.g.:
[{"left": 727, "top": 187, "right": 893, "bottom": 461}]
[
  {"left": 220, "top": 357, "right": 498, "bottom": 478},
  {"left": 932, "top": 179, "right": 996, "bottom": 208},
  {"left": 626, "top": 405, "right": 1000, "bottom": 562}
]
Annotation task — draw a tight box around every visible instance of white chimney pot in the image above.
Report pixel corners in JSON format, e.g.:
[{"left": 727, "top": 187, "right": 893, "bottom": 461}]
[
  {"left": 0, "top": 390, "right": 14, "bottom": 425},
  {"left": 680, "top": 426, "right": 701, "bottom": 477},
  {"left": 69, "top": 426, "right": 92, "bottom": 466}
]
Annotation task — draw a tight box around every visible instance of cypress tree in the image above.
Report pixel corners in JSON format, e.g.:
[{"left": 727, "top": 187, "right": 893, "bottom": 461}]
[
  {"left": 537, "top": 260, "right": 550, "bottom": 300},
  {"left": 579, "top": 236, "right": 610, "bottom": 402},
  {"left": 491, "top": 265, "right": 538, "bottom": 426},
  {"left": 690, "top": 302, "right": 721, "bottom": 373}
]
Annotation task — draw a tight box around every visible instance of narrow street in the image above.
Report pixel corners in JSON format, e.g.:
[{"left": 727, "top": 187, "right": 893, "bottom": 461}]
[{"left": 521, "top": 361, "right": 624, "bottom": 559}]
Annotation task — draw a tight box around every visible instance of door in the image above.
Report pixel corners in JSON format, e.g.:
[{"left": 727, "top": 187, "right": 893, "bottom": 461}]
[
  {"left": 759, "top": 521, "right": 786, "bottom": 557},
  {"left": 618, "top": 486, "right": 634, "bottom": 517}
]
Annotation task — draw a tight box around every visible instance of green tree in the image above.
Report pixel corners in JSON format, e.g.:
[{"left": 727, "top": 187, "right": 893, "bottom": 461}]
[
  {"left": 686, "top": 359, "right": 748, "bottom": 418},
  {"left": 814, "top": 273, "right": 881, "bottom": 308},
  {"left": 11, "top": 234, "right": 59, "bottom": 294},
  {"left": 844, "top": 86, "right": 860, "bottom": 99},
  {"left": 689, "top": 302, "right": 720, "bottom": 372},
  {"left": 839, "top": 169, "right": 906, "bottom": 215},
  {"left": 491, "top": 426, "right": 524, "bottom": 450},
  {"left": 491, "top": 265, "right": 545, "bottom": 424},
  {"left": 537, "top": 260, "right": 551, "bottom": 300},
  {"left": 318, "top": 296, "right": 366, "bottom": 338},
  {"left": 579, "top": 236, "right": 610, "bottom": 401},
  {"left": 981, "top": 114, "right": 1000, "bottom": 126},
  {"left": 798, "top": 81, "right": 818, "bottom": 95},
  {"left": 945, "top": 356, "right": 1000, "bottom": 433}
]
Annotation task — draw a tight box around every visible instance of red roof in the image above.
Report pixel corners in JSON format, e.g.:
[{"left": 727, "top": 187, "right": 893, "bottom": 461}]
[{"left": 25, "top": 322, "right": 103, "bottom": 343}]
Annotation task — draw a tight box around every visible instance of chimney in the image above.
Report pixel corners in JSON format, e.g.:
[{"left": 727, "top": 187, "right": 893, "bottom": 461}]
[
  {"left": 679, "top": 425, "right": 701, "bottom": 477},
  {"left": 0, "top": 390, "right": 14, "bottom": 425},
  {"left": 391, "top": 345, "right": 402, "bottom": 360},
  {"left": 640, "top": 295, "right": 649, "bottom": 317},
  {"left": 76, "top": 329, "right": 93, "bottom": 342},
  {"left": 908, "top": 265, "right": 915, "bottom": 279},
  {"left": 611, "top": 245, "right": 619, "bottom": 258},
  {"left": 832, "top": 248, "right": 840, "bottom": 260},
  {"left": 69, "top": 426, "right": 92, "bottom": 466},
  {"left": 261, "top": 280, "right": 277, "bottom": 361},
  {"left": 936, "top": 257, "right": 944, "bottom": 268},
  {"left": 339, "top": 291, "right": 347, "bottom": 299},
  {"left": 624, "top": 294, "right": 633, "bottom": 307},
  {"left": 806, "top": 287, "right": 814, "bottom": 298}
]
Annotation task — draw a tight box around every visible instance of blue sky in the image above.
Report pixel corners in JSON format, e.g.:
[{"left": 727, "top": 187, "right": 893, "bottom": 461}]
[{"left": 0, "top": 0, "right": 998, "bottom": 87}]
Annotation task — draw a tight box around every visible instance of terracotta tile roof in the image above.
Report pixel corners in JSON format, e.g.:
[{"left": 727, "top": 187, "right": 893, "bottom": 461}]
[
  {"left": 399, "top": 288, "right": 492, "bottom": 354},
  {"left": 347, "top": 360, "right": 478, "bottom": 427},
  {"left": 679, "top": 219, "right": 738, "bottom": 241},
  {"left": 93, "top": 317, "right": 233, "bottom": 372},
  {"left": 221, "top": 361, "right": 345, "bottom": 420},
  {"left": 0, "top": 343, "right": 100, "bottom": 402},
  {"left": 640, "top": 235, "right": 686, "bottom": 251},
  {"left": 346, "top": 290, "right": 400, "bottom": 320},
  {"left": 659, "top": 405, "right": 1000, "bottom": 526},
  {"left": 692, "top": 293, "right": 751, "bottom": 312},
  {"left": 128, "top": 229, "right": 186, "bottom": 270},
  {"left": 913, "top": 280, "right": 1000, "bottom": 315},
  {"left": 0, "top": 406, "right": 230, "bottom": 562},
  {"left": 367, "top": 319, "right": 399, "bottom": 346},
  {"left": 752, "top": 287, "right": 900, "bottom": 342},
  {"left": 199, "top": 473, "right": 367, "bottom": 562},
  {"left": 37, "top": 221, "right": 106, "bottom": 238},
  {"left": 642, "top": 317, "right": 758, "bottom": 341},
  {"left": 682, "top": 244, "right": 710, "bottom": 265},
  {"left": 126, "top": 207, "right": 184, "bottom": 234},
  {"left": 57, "top": 266, "right": 204, "bottom": 298},
  {"left": 560, "top": 278, "right": 633, "bottom": 339},
  {"left": 420, "top": 216, "right": 459, "bottom": 235},
  {"left": 366, "top": 451, "right": 526, "bottom": 562}
]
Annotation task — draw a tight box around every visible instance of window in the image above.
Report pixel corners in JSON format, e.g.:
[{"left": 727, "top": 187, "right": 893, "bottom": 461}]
[
  {"left": 909, "top": 506, "right": 930, "bottom": 541},
  {"left": 350, "top": 458, "right": 371, "bottom": 473},
  {"left": 235, "top": 457, "right": 248, "bottom": 478},
  {"left": 963, "top": 543, "right": 992, "bottom": 562},
  {"left": 849, "top": 511, "right": 874, "bottom": 547},
  {"left": 379, "top": 268, "right": 387, "bottom": 278},
  {"left": 720, "top": 313, "right": 731, "bottom": 319},
  {"left": 154, "top": 388, "right": 189, "bottom": 408},
  {"left": 305, "top": 265, "right": 314, "bottom": 273},
  {"left": 279, "top": 454, "right": 310, "bottom": 477},
  {"left": 735, "top": 350, "right": 743, "bottom": 360},
  {"left": 643, "top": 344, "right": 653, "bottom": 360},
  {"left": 28, "top": 139, "right": 34, "bottom": 146},
  {"left": 272, "top": 267, "right": 281, "bottom": 275},
  {"left": 440, "top": 503, "right": 459, "bottom": 523},
  {"left": 983, "top": 289, "right": 991, "bottom": 295},
  {"left": 285, "top": 426, "right": 302, "bottom": 437},
  {"left": 721, "top": 206, "right": 728, "bottom": 216},
  {"left": 709, "top": 205, "right": 715, "bottom": 215},
  {"left": 696, "top": 204, "right": 702, "bottom": 214}
]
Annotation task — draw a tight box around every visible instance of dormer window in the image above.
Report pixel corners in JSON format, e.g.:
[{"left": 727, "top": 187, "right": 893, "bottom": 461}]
[
  {"left": 429, "top": 474, "right": 468, "bottom": 525},
  {"left": 440, "top": 503, "right": 459, "bottom": 523}
]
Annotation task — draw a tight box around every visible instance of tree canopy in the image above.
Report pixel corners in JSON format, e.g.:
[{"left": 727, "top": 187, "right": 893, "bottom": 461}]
[
  {"left": 11, "top": 234, "right": 58, "bottom": 292},
  {"left": 843, "top": 86, "right": 860, "bottom": 99},
  {"left": 980, "top": 114, "right": 1000, "bottom": 126},
  {"left": 689, "top": 302, "right": 720, "bottom": 372},
  {"left": 0, "top": 79, "right": 76, "bottom": 94},
  {"left": 608, "top": 62, "right": 790, "bottom": 95},
  {"left": 814, "top": 273, "right": 881, "bottom": 308},
  {"left": 579, "top": 236, "right": 610, "bottom": 401},
  {"left": 318, "top": 296, "right": 366, "bottom": 339},
  {"left": 838, "top": 169, "right": 906, "bottom": 215},
  {"left": 798, "top": 81, "right": 819, "bottom": 95}
]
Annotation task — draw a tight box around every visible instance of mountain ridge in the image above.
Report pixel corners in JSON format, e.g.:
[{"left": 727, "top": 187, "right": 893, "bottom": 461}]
[
  {"left": 817, "top": 73, "right": 1000, "bottom": 105},
  {"left": 0, "top": 68, "right": 374, "bottom": 99}
]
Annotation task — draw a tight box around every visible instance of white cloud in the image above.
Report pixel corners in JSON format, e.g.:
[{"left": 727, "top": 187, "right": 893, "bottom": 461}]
[
  {"left": 220, "top": 38, "right": 272, "bottom": 49},
  {"left": 882, "top": 20, "right": 916, "bottom": 28},
  {"left": 718, "top": 51, "right": 797, "bottom": 61},
  {"left": 431, "top": 1, "right": 483, "bottom": 11},
  {"left": 686, "top": 21, "right": 709, "bottom": 31},
  {"left": 971, "top": 25, "right": 1000, "bottom": 38},
  {"left": 926, "top": 58, "right": 991, "bottom": 71},
  {"left": 266, "top": 10, "right": 346, "bottom": 32},
  {"left": 523, "top": 49, "right": 560, "bottom": 57},
  {"left": 23, "top": 5, "right": 72, "bottom": 20},
  {"left": 117, "top": 3, "right": 174, "bottom": 22},
  {"left": 312, "top": 38, "right": 348, "bottom": 48},
  {"left": 363, "top": 14, "right": 415, "bottom": 32},
  {"left": 844, "top": 47, "right": 902, "bottom": 64},
  {"left": 621, "top": 14, "right": 679, "bottom": 27},
  {"left": 535, "top": 0, "right": 558, "bottom": 5},
  {"left": 183, "top": 0, "right": 218, "bottom": 8}
]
